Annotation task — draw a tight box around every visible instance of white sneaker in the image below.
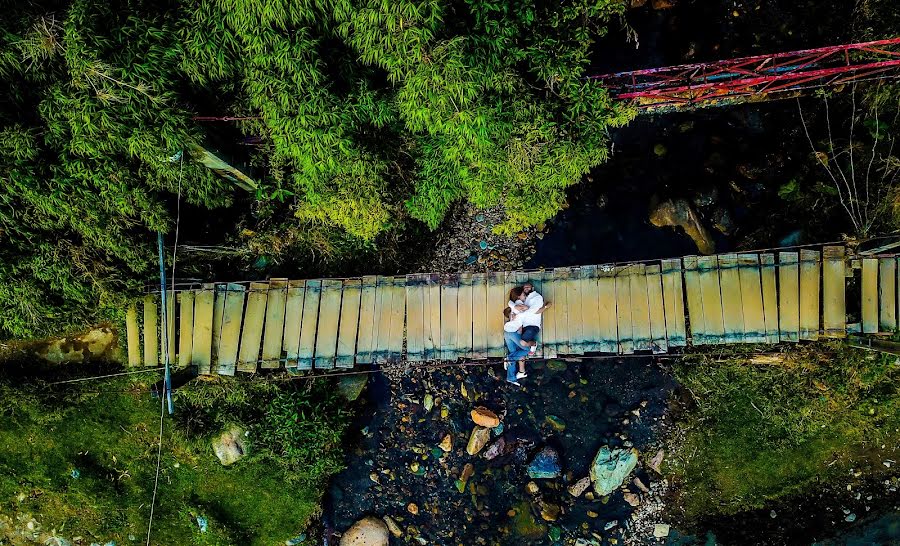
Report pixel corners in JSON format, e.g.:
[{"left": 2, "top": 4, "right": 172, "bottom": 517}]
[
  {"left": 506, "top": 380, "right": 521, "bottom": 387},
  {"left": 516, "top": 372, "right": 528, "bottom": 379},
  {"left": 529, "top": 345, "right": 537, "bottom": 355},
  {"left": 503, "top": 361, "right": 509, "bottom": 371}
]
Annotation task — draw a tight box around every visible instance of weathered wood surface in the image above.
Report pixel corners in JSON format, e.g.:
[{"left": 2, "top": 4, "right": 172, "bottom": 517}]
[{"left": 134, "top": 245, "right": 892, "bottom": 374}]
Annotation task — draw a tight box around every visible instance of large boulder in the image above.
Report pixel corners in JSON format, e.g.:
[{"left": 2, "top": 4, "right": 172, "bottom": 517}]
[
  {"left": 649, "top": 198, "right": 715, "bottom": 255},
  {"left": 212, "top": 425, "right": 247, "bottom": 466},
  {"left": 527, "top": 447, "right": 561, "bottom": 479},
  {"left": 340, "top": 517, "right": 389, "bottom": 546},
  {"left": 590, "top": 446, "right": 639, "bottom": 496}
]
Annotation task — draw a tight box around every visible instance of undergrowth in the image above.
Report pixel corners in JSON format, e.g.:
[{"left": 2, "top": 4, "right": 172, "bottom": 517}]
[
  {"left": 0, "top": 374, "right": 350, "bottom": 545},
  {"left": 668, "top": 342, "right": 900, "bottom": 520}
]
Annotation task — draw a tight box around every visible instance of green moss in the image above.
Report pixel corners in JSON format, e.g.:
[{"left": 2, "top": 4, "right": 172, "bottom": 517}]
[
  {"left": 668, "top": 343, "right": 900, "bottom": 520},
  {"left": 0, "top": 374, "right": 349, "bottom": 545}
]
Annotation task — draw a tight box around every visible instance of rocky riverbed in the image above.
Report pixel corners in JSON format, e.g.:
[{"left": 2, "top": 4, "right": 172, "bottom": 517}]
[{"left": 326, "top": 357, "right": 679, "bottom": 545}]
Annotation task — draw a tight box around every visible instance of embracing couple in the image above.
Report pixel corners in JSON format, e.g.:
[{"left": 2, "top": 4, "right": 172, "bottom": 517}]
[{"left": 503, "top": 281, "right": 551, "bottom": 386}]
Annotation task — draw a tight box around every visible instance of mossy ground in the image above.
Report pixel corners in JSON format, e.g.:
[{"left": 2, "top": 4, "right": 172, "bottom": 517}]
[
  {"left": 667, "top": 342, "right": 900, "bottom": 520},
  {"left": 0, "top": 373, "right": 349, "bottom": 545}
]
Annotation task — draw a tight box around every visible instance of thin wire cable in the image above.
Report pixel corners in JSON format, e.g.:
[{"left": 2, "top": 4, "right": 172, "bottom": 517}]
[
  {"left": 47, "top": 367, "right": 164, "bottom": 385},
  {"left": 145, "top": 384, "right": 166, "bottom": 546}
]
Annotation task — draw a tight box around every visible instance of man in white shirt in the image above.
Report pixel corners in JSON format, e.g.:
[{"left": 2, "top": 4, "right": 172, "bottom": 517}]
[{"left": 508, "top": 282, "right": 548, "bottom": 355}]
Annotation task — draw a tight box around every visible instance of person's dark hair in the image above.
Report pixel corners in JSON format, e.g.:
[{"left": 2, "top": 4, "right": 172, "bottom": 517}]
[
  {"left": 508, "top": 286, "right": 524, "bottom": 302},
  {"left": 503, "top": 307, "right": 512, "bottom": 320}
]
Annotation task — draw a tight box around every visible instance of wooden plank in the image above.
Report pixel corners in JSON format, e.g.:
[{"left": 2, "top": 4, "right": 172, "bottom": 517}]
[
  {"left": 861, "top": 258, "right": 878, "bottom": 334},
  {"left": 565, "top": 268, "right": 585, "bottom": 354},
  {"left": 660, "top": 259, "right": 686, "bottom": 347},
  {"left": 405, "top": 274, "right": 426, "bottom": 362},
  {"left": 597, "top": 265, "right": 618, "bottom": 353},
  {"left": 879, "top": 257, "right": 897, "bottom": 332},
  {"left": 237, "top": 282, "right": 269, "bottom": 372},
  {"left": 760, "top": 254, "right": 780, "bottom": 343},
  {"left": 737, "top": 254, "right": 767, "bottom": 343},
  {"left": 615, "top": 265, "right": 634, "bottom": 354},
  {"left": 211, "top": 285, "right": 226, "bottom": 364},
  {"left": 718, "top": 254, "right": 745, "bottom": 343},
  {"left": 778, "top": 252, "right": 801, "bottom": 342},
  {"left": 143, "top": 294, "right": 158, "bottom": 367},
  {"left": 540, "top": 270, "right": 559, "bottom": 358},
  {"left": 646, "top": 264, "right": 668, "bottom": 353},
  {"left": 126, "top": 303, "right": 141, "bottom": 367},
  {"left": 822, "top": 247, "right": 846, "bottom": 338},
  {"left": 336, "top": 279, "right": 362, "bottom": 368},
  {"left": 487, "top": 272, "right": 507, "bottom": 358},
  {"left": 580, "top": 265, "right": 602, "bottom": 353},
  {"left": 387, "top": 276, "right": 406, "bottom": 361},
  {"left": 440, "top": 276, "right": 459, "bottom": 361},
  {"left": 355, "top": 276, "right": 378, "bottom": 364},
  {"left": 427, "top": 274, "right": 443, "bottom": 360},
  {"left": 799, "top": 250, "right": 821, "bottom": 340},
  {"left": 314, "top": 279, "right": 343, "bottom": 369},
  {"left": 216, "top": 286, "right": 246, "bottom": 376},
  {"left": 372, "top": 276, "right": 394, "bottom": 363},
  {"left": 552, "top": 268, "right": 571, "bottom": 354},
  {"left": 457, "top": 273, "right": 474, "bottom": 359},
  {"left": 261, "top": 278, "right": 288, "bottom": 368},
  {"left": 283, "top": 280, "right": 305, "bottom": 369},
  {"left": 629, "top": 263, "right": 652, "bottom": 351},
  {"left": 526, "top": 272, "right": 546, "bottom": 359},
  {"left": 177, "top": 292, "right": 194, "bottom": 367},
  {"left": 297, "top": 279, "right": 321, "bottom": 370},
  {"left": 192, "top": 285, "right": 215, "bottom": 374},
  {"left": 165, "top": 291, "right": 175, "bottom": 366},
  {"left": 682, "top": 256, "right": 705, "bottom": 345},
  {"left": 697, "top": 255, "right": 726, "bottom": 344},
  {"left": 471, "top": 273, "right": 488, "bottom": 359}
]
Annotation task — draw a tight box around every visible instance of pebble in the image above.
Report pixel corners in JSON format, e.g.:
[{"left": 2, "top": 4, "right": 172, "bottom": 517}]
[
  {"left": 567, "top": 477, "right": 591, "bottom": 497},
  {"left": 653, "top": 524, "right": 670, "bottom": 538},
  {"left": 407, "top": 503, "right": 419, "bottom": 515},
  {"left": 439, "top": 435, "right": 453, "bottom": 452},
  {"left": 383, "top": 516, "right": 403, "bottom": 538}
]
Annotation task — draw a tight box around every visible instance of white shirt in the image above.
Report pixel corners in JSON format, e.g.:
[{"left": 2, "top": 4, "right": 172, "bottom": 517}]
[{"left": 508, "top": 291, "right": 544, "bottom": 327}]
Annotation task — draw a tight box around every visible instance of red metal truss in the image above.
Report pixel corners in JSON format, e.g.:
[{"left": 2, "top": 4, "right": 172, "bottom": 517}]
[{"left": 590, "top": 37, "right": 900, "bottom": 111}]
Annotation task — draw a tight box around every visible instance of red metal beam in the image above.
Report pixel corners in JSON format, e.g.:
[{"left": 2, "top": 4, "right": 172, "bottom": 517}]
[{"left": 591, "top": 37, "right": 900, "bottom": 111}]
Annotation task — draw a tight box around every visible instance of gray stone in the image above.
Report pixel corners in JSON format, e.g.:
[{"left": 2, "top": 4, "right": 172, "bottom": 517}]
[
  {"left": 589, "top": 446, "right": 638, "bottom": 496},
  {"left": 213, "top": 425, "right": 247, "bottom": 466}
]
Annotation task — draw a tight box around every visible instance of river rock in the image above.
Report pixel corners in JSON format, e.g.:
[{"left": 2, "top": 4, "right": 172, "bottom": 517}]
[
  {"left": 567, "top": 476, "right": 591, "bottom": 497},
  {"left": 527, "top": 447, "right": 561, "bottom": 479},
  {"left": 483, "top": 437, "right": 506, "bottom": 460},
  {"left": 471, "top": 407, "right": 500, "bottom": 428},
  {"left": 648, "top": 449, "right": 665, "bottom": 474},
  {"left": 623, "top": 492, "right": 640, "bottom": 506},
  {"left": 649, "top": 198, "right": 715, "bottom": 254},
  {"left": 340, "top": 517, "right": 389, "bottom": 546},
  {"left": 337, "top": 375, "right": 368, "bottom": 401},
  {"left": 439, "top": 434, "right": 453, "bottom": 452},
  {"left": 466, "top": 426, "right": 491, "bottom": 455},
  {"left": 589, "top": 446, "right": 639, "bottom": 496},
  {"left": 544, "top": 415, "right": 566, "bottom": 432},
  {"left": 212, "top": 425, "right": 247, "bottom": 466},
  {"left": 382, "top": 516, "right": 402, "bottom": 538},
  {"left": 653, "top": 524, "right": 670, "bottom": 538}
]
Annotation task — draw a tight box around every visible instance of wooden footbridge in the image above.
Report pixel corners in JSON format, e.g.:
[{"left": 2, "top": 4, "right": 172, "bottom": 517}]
[{"left": 126, "top": 245, "right": 898, "bottom": 375}]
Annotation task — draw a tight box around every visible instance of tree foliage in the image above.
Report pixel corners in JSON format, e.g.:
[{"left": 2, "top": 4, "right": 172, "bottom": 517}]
[{"left": 1, "top": 0, "right": 631, "bottom": 339}]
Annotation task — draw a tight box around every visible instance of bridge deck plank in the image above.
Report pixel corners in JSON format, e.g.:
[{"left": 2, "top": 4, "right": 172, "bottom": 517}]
[
  {"left": 143, "top": 294, "right": 158, "bottom": 367},
  {"left": 760, "top": 254, "right": 780, "bottom": 343},
  {"left": 682, "top": 256, "right": 705, "bottom": 345},
  {"left": 540, "top": 270, "right": 559, "bottom": 358},
  {"left": 217, "top": 286, "right": 246, "bottom": 376},
  {"left": 822, "top": 247, "right": 846, "bottom": 337},
  {"left": 660, "top": 259, "right": 686, "bottom": 347},
  {"left": 879, "top": 258, "right": 896, "bottom": 332},
  {"left": 192, "top": 285, "right": 215, "bottom": 373},
  {"left": 472, "top": 273, "right": 488, "bottom": 359},
  {"left": 372, "top": 276, "right": 393, "bottom": 363},
  {"left": 647, "top": 264, "right": 668, "bottom": 353},
  {"left": 719, "top": 254, "right": 745, "bottom": 344},
  {"left": 567, "top": 268, "right": 585, "bottom": 355},
  {"left": 615, "top": 265, "right": 634, "bottom": 354},
  {"left": 261, "top": 279, "right": 288, "bottom": 368},
  {"left": 487, "top": 272, "right": 507, "bottom": 358},
  {"left": 387, "top": 276, "right": 407, "bottom": 361},
  {"left": 698, "top": 255, "right": 726, "bottom": 344},
  {"left": 524, "top": 272, "right": 545, "bottom": 358},
  {"left": 737, "top": 254, "right": 766, "bottom": 343},
  {"left": 426, "top": 275, "right": 442, "bottom": 360},
  {"left": 283, "top": 281, "right": 305, "bottom": 368},
  {"left": 297, "top": 280, "right": 321, "bottom": 370},
  {"left": 457, "top": 273, "right": 474, "bottom": 360},
  {"left": 799, "top": 250, "right": 821, "bottom": 341},
  {"left": 552, "top": 268, "right": 571, "bottom": 354},
  {"left": 126, "top": 303, "right": 141, "bottom": 367},
  {"left": 440, "top": 276, "right": 459, "bottom": 361},
  {"left": 597, "top": 266, "right": 618, "bottom": 353},
  {"left": 165, "top": 291, "right": 175, "bottom": 367},
  {"left": 211, "top": 285, "right": 226, "bottom": 365},
  {"left": 580, "top": 265, "right": 602, "bottom": 353},
  {"left": 355, "top": 276, "right": 377, "bottom": 364},
  {"left": 336, "top": 279, "right": 362, "bottom": 368},
  {"left": 314, "top": 279, "right": 343, "bottom": 369},
  {"left": 862, "top": 258, "right": 878, "bottom": 334},
  {"left": 406, "top": 275, "right": 426, "bottom": 362},
  {"left": 778, "top": 252, "right": 801, "bottom": 342},
  {"left": 630, "top": 264, "right": 652, "bottom": 352},
  {"left": 177, "top": 292, "right": 194, "bottom": 367},
  {"left": 237, "top": 282, "right": 269, "bottom": 372}
]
